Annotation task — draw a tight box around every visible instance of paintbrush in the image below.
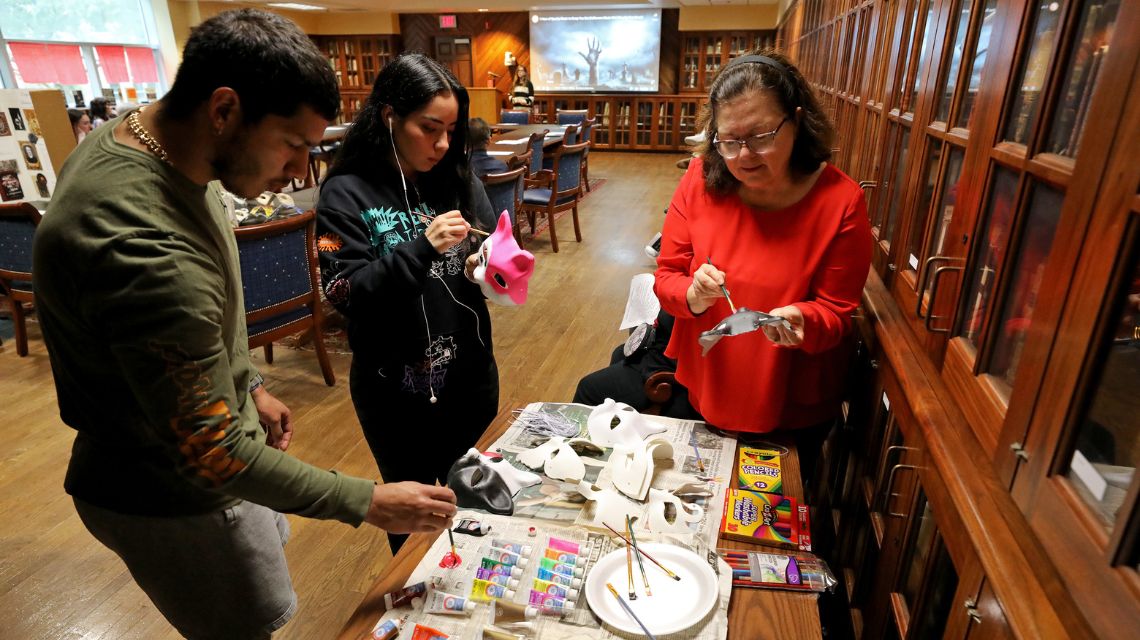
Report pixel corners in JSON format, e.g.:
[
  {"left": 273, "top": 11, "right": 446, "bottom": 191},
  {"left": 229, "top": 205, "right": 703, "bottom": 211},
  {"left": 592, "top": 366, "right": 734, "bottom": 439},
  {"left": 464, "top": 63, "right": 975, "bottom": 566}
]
[
  {"left": 705, "top": 256, "right": 736, "bottom": 313},
  {"left": 412, "top": 210, "right": 490, "bottom": 236},
  {"left": 606, "top": 583, "right": 657, "bottom": 640},
  {"left": 603, "top": 522, "right": 681, "bottom": 581},
  {"left": 627, "top": 515, "right": 652, "bottom": 596}
]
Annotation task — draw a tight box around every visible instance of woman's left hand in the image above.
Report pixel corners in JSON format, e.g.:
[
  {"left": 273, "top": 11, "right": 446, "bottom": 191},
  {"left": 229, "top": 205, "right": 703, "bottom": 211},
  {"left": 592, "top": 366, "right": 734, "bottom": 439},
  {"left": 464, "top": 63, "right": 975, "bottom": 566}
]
[{"left": 762, "top": 305, "right": 805, "bottom": 347}]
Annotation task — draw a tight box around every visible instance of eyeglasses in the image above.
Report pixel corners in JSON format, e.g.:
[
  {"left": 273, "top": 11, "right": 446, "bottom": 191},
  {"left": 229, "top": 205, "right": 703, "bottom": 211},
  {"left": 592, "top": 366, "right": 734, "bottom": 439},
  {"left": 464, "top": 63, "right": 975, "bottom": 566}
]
[{"left": 712, "top": 117, "right": 788, "bottom": 159}]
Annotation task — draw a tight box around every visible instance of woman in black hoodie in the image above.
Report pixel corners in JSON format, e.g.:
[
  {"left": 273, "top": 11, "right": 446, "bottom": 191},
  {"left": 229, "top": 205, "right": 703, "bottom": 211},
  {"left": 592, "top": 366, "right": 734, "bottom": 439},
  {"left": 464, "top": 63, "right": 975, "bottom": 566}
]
[{"left": 316, "top": 53, "right": 497, "bottom": 552}]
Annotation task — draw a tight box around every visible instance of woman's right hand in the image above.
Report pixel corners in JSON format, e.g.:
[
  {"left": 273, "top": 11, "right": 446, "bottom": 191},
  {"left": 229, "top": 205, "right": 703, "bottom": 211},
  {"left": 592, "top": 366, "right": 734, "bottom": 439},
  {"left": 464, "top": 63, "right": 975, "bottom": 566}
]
[
  {"left": 686, "top": 263, "right": 726, "bottom": 314},
  {"left": 425, "top": 210, "right": 471, "bottom": 254}
]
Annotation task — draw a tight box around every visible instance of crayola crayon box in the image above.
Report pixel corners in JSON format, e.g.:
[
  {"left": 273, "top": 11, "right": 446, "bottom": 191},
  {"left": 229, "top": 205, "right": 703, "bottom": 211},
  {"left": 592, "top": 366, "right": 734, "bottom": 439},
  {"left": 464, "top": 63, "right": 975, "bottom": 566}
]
[
  {"left": 719, "top": 488, "right": 812, "bottom": 551},
  {"left": 737, "top": 446, "right": 783, "bottom": 494}
]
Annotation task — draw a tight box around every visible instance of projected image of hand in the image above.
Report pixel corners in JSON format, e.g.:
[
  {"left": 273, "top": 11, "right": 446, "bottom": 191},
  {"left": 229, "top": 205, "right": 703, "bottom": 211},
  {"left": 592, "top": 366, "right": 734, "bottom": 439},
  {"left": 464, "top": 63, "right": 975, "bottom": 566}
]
[{"left": 579, "top": 37, "right": 602, "bottom": 86}]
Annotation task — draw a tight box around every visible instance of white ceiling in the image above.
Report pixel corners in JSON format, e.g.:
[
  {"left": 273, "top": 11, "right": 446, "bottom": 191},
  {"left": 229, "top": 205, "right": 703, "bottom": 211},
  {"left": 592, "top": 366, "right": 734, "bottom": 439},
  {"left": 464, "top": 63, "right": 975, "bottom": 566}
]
[{"left": 208, "top": 0, "right": 778, "bottom": 14}]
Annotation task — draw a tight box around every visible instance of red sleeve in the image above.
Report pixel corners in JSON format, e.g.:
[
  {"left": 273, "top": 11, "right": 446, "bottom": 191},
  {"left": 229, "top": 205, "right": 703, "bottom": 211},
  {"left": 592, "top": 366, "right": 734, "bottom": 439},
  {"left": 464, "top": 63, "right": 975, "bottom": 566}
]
[
  {"left": 794, "top": 187, "right": 872, "bottom": 354},
  {"left": 654, "top": 163, "right": 701, "bottom": 319}
]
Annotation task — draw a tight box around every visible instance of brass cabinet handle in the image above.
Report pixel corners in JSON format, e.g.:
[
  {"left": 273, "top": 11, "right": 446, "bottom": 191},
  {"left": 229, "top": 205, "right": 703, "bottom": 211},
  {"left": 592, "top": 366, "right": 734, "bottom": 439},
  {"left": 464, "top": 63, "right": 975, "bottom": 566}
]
[
  {"left": 915, "top": 255, "right": 959, "bottom": 319},
  {"left": 924, "top": 264, "right": 964, "bottom": 334},
  {"left": 884, "top": 464, "right": 918, "bottom": 518}
]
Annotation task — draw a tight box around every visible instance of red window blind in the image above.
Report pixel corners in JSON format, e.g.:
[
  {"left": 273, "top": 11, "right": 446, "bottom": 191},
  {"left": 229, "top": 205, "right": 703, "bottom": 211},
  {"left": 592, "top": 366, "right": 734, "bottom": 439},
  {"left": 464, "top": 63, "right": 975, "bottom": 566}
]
[
  {"left": 9, "top": 42, "right": 87, "bottom": 85},
  {"left": 124, "top": 47, "right": 158, "bottom": 83},
  {"left": 95, "top": 46, "right": 130, "bottom": 84}
]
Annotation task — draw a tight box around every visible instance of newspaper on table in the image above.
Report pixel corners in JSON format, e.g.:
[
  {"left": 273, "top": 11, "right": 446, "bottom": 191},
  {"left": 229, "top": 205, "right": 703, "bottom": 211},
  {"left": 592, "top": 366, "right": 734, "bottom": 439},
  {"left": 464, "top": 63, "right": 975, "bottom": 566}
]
[
  {"left": 371, "top": 510, "right": 732, "bottom": 640},
  {"left": 490, "top": 402, "right": 736, "bottom": 550},
  {"left": 366, "top": 403, "right": 741, "bottom": 639}
]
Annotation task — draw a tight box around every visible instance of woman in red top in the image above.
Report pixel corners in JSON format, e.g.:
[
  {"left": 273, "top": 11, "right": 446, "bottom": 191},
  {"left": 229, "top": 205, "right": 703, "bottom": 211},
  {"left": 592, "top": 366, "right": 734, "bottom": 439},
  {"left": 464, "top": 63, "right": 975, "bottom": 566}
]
[{"left": 654, "top": 50, "right": 871, "bottom": 445}]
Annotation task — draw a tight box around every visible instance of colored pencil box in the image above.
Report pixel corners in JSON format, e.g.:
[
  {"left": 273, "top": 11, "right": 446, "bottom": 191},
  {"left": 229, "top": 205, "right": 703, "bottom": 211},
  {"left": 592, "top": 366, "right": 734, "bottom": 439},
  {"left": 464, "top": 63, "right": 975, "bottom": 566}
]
[{"left": 736, "top": 446, "right": 783, "bottom": 494}]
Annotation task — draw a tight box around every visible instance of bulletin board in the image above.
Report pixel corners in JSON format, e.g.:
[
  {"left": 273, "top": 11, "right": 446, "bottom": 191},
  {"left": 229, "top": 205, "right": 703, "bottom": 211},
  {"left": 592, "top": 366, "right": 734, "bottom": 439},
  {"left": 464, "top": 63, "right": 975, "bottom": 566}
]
[{"left": 0, "top": 89, "right": 74, "bottom": 204}]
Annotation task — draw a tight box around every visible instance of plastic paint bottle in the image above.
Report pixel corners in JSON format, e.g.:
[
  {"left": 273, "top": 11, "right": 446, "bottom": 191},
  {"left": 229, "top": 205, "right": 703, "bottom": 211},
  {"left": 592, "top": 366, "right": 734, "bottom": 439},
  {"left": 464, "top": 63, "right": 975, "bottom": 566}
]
[
  {"left": 381, "top": 578, "right": 439, "bottom": 609},
  {"left": 533, "top": 578, "right": 579, "bottom": 600},
  {"left": 409, "top": 624, "right": 450, "bottom": 640},
  {"left": 475, "top": 568, "right": 521, "bottom": 589},
  {"left": 484, "top": 547, "right": 530, "bottom": 568},
  {"left": 547, "top": 537, "right": 581, "bottom": 554},
  {"left": 537, "top": 557, "right": 584, "bottom": 577},
  {"left": 488, "top": 539, "right": 533, "bottom": 555},
  {"left": 535, "top": 567, "right": 583, "bottom": 588},
  {"left": 528, "top": 589, "right": 576, "bottom": 613},
  {"left": 422, "top": 590, "right": 477, "bottom": 615},
  {"left": 487, "top": 599, "right": 539, "bottom": 625},
  {"left": 542, "top": 548, "right": 580, "bottom": 565},
  {"left": 481, "top": 557, "right": 524, "bottom": 578},
  {"left": 368, "top": 615, "right": 407, "bottom": 640},
  {"left": 470, "top": 578, "right": 517, "bottom": 602}
]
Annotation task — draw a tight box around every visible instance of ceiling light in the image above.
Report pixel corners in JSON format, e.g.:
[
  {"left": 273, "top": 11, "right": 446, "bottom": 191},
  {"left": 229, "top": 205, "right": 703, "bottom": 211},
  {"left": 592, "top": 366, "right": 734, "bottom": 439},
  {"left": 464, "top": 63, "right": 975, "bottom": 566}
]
[{"left": 266, "top": 2, "right": 328, "bottom": 11}]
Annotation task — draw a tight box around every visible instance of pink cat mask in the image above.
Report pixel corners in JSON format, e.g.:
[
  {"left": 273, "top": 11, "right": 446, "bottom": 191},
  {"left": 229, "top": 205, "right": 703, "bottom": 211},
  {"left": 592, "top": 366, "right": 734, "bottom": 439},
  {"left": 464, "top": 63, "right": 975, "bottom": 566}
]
[{"left": 473, "top": 210, "right": 536, "bottom": 305}]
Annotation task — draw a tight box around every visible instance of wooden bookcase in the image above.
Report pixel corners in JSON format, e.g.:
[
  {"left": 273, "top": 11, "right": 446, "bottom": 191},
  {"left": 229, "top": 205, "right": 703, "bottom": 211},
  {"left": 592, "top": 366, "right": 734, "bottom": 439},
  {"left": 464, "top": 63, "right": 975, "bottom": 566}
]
[
  {"left": 532, "top": 94, "right": 707, "bottom": 152},
  {"left": 310, "top": 35, "right": 401, "bottom": 123},
  {"left": 679, "top": 30, "right": 777, "bottom": 93},
  {"left": 785, "top": 0, "right": 1140, "bottom": 637}
]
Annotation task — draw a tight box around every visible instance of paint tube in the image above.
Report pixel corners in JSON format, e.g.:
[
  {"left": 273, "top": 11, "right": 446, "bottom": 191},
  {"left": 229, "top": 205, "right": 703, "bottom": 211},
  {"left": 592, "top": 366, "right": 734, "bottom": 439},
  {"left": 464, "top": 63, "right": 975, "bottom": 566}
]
[
  {"left": 532, "top": 578, "right": 579, "bottom": 600},
  {"left": 535, "top": 568, "right": 582, "bottom": 589},
  {"left": 369, "top": 615, "right": 407, "bottom": 640},
  {"left": 481, "top": 557, "right": 524, "bottom": 578},
  {"left": 484, "top": 547, "right": 530, "bottom": 568},
  {"left": 542, "top": 548, "right": 580, "bottom": 565},
  {"left": 422, "top": 590, "right": 476, "bottom": 615},
  {"left": 482, "top": 627, "right": 527, "bottom": 640},
  {"left": 546, "top": 537, "right": 580, "bottom": 554},
  {"left": 489, "top": 539, "right": 533, "bottom": 556},
  {"left": 382, "top": 578, "right": 438, "bottom": 609},
  {"left": 475, "top": 568, "right": 521, "bottom": 589},
  {"left": 409, "top": 624, "right": 449, "bottom": 640},
  {"left": 537, "top": 557, "right": 583, "bottom": 577},
  {"left": 528, "top": 589, "right": 576, "bottom": 613},
  {"left": 488, "top": 599, "right": 539, "bottom": 625},
  {"left": 470, "top": 578, "right": 517, "bottom": 602}
]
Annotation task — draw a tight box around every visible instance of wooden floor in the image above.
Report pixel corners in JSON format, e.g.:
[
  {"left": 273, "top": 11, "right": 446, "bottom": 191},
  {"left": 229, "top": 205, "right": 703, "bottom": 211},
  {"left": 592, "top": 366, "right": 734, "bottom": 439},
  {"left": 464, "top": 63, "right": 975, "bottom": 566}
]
[{"left": 0, "top": 151, "right": 689, "bottom": 639}]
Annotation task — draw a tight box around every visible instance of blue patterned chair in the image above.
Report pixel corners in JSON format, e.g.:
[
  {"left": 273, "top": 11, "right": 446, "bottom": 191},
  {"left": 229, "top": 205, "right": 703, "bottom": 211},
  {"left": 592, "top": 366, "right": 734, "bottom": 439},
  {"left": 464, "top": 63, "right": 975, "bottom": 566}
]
[
  {"left": 542, "top": 123, "right": 579, "bottom": 170},
  {"left": 481, "top": 165, "right": 528, "bottom": 246},
  {"left": 0, "top": 202, "right": 41, "bottom": 357},
  {"left": 579, "top": 117, "right": 595, "bottom": 192},
  {"left": 500, "top": 109, "right": 530, "bottom": 125},
  {"left": 521, "top": 141, "right": 589, "bottom": 253},
  {"left": 525, "top": 131, "right": 547, "bottom": 179},
  {"left": 556, "top": 109, "right": 588, "bottom": 126},
  {"left": 234, "top": 209, "right": 335, "bottom": 386}
]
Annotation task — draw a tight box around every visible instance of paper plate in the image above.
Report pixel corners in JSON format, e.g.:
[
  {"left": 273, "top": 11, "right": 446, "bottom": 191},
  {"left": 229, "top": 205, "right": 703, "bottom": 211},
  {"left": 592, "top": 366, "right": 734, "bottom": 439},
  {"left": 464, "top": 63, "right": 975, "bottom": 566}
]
[{"left": 584, "top": 543, "right": 718, "bottom": 636}]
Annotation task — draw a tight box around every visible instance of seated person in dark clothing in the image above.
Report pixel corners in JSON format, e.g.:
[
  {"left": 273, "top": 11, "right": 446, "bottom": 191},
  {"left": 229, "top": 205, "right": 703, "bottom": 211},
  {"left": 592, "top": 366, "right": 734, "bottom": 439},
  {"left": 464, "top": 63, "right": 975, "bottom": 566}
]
[
  {"left": 573, "top": 310, "right": 701, "bottom": 420},
  {"left": 468, "top": 117, "right": 508, "bottom": 178}
]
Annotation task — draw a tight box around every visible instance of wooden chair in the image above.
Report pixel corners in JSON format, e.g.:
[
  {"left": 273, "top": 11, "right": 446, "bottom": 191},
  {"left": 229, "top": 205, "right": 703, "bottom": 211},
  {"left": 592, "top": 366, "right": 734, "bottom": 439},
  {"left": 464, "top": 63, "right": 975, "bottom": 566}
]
[
  {"left": 521, "top": 141, "right": 589, "bottom": 253},
  {"left": 556, "top": 109, "right": 588, "bottom": 125},
  {"left": 643, "top": 371, "right": 677, "bottom": 416},
  {"left": 500, "top": 109, "right": 530, "bottom": 125},
  {"left": 0, "top": 202, "right": 41, "bottom": 357},
  {"left": 481, "top": 165, "right": 528, "bottom": 246},
  {"left": 234, "top": 210, "right": 335, "bottom": 386},
  {"left": 542, "top": 123, "right": 579, "bottom": 170},
  {"left": 523, "top": 131, "right": 547, "bottom": 179},
  {"left": 579, "top": 117, "right": 595, "bottom": 192}
]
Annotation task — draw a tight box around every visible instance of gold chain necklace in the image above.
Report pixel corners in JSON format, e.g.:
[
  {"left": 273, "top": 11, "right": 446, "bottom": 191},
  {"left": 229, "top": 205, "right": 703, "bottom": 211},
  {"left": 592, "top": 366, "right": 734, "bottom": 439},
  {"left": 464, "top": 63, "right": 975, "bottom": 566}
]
[{"left": 126, "top": 109, "right": 172, "bottom": 166}]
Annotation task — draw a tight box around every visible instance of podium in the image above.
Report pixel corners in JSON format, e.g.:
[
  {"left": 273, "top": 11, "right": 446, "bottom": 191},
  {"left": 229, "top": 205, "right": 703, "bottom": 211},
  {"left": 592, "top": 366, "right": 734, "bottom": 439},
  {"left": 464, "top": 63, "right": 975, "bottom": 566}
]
[{"left": 466, "top": 87, "right": 502, "bottom": 125}]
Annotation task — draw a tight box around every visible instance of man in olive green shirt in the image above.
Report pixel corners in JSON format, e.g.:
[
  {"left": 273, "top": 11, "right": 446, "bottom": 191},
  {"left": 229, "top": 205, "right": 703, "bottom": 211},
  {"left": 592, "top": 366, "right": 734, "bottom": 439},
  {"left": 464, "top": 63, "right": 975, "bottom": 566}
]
[{"left": 33, "top": 10, "right": 456, "bottom": 639}]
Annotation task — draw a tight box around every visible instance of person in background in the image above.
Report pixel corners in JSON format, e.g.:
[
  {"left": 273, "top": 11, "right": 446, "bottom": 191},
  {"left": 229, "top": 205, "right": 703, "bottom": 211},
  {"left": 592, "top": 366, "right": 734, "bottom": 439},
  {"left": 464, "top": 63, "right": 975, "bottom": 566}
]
[
  {"left": 316, "top": 53, "right": 499, "bottom": 554},
  {"left": 89, "top": 97, "right": 115, "bottom": 127},
  {"left": 33, "top": 11, "right": 456, "bottom": 639},
  {"left": 468, "top": 117, "right": 508, "bottom": 179},
  {"left": 68, "top": 108, "right": 92, "bottom": 142},
  {"left": 654, "top": 50, "right": 871, "bottom": 478},
  {"left": 510, "top": 64, "right": 535, "bottom": 109}
]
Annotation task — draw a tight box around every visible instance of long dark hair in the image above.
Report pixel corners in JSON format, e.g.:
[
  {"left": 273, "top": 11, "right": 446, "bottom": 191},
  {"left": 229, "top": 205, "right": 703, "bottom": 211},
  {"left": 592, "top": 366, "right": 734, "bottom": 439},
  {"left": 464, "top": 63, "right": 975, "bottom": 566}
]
[
  {"left": 327, "top": 53, "right": 479, "bottom": 226},
  {"left": 698, "top": 49, "right": 834, "bottom": 196}
]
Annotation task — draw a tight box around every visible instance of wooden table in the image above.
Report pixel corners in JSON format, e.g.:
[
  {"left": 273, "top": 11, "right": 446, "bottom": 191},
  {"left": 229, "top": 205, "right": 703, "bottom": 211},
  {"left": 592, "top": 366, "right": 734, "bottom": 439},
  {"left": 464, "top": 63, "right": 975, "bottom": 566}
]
[
  {"left": 487, "top": 124, "right": 566, "bottom": 163},
  {"left": 336, "top": 422, "right": 822, "bottom": 640}
]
